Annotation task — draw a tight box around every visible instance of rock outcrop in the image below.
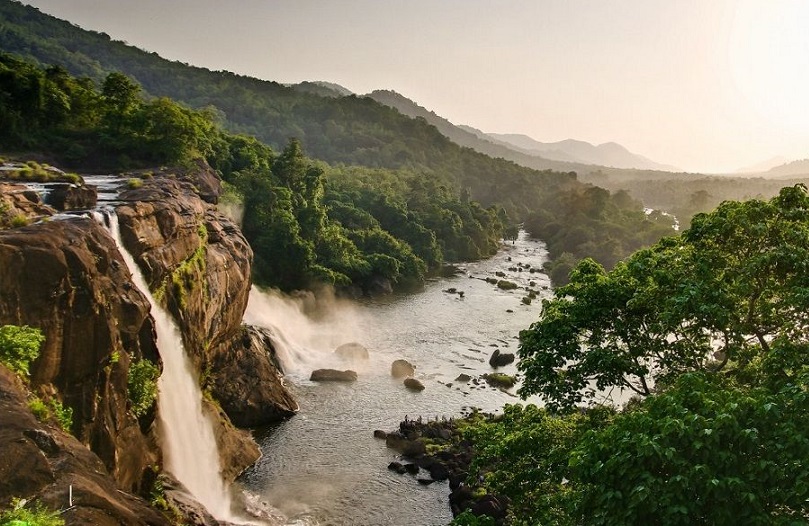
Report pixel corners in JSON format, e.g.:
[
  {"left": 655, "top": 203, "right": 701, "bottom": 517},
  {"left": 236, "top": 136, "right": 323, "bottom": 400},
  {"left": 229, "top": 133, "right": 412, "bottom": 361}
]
[
  {"left": 0, "top": 182, "right": 55, "bottom": 226},
  {"left": 45, "top": 183, "right": 98, "bottom": 211},
  {"left": 391, "top": 359, "right": 416, "bottom": 378},
  {"left": 209, "top": 325, "right": 298, "bottom": 428},
  {"left": 0, "top": 217, "right": 160, "bottom": 494},
  {"left": 0, "top": 365, "right": 168, "bottom": 525},
  {"left": 310, "top": 369, "right": 358, "bottom": 382},
  {"left": 334, "top": 342, "right": 369, "bottom": 361},
  {"left": 488, "top": 349, "right": 515, "bottom": 368}
]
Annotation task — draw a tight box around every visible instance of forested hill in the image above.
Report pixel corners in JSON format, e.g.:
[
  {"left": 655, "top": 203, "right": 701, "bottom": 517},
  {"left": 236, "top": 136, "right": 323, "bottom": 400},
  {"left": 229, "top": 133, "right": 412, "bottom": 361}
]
[
  {"left": 366, "top": 89, "right": 597, "bottom": 174},
  {"left": 0, "top": 0, "right": 574, "bottom": 217},
  {"left": 0, "top": 0, "right": 677, "bottom": 285}
]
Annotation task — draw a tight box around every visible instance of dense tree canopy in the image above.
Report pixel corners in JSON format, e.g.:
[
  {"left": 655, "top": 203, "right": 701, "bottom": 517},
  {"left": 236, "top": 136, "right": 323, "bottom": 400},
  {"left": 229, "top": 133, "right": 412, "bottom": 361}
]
[
  {"left": 450, "top": 187, "right": 809, "bottom": 524},
  {"left": 518, "top": 185, "right": 809, "bottom": 410}
]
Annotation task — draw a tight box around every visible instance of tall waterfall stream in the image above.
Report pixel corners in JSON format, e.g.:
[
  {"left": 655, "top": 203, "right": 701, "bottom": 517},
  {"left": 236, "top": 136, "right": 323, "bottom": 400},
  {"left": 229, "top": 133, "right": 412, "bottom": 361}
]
[{"left": 105, "top": 212, "right": 238, "bottom": 521}]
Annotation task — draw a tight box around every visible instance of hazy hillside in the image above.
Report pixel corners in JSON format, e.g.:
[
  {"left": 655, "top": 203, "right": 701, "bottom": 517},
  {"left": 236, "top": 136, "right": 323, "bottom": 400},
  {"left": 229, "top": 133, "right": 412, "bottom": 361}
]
[
  {"left": 767, "top": 159, "right": 809, "bottom": 177},
  {"left": 289, "top": 81, "right": 354, "bottom": 98},
  {"left": 366, "top": 89, "right": 596, "bottom": 173},
  {"left": 0, "top": 0, "right": 577, "bottom": 218},
  {"left": 488, "top": 133, "right": 679, "bottom": 171}
]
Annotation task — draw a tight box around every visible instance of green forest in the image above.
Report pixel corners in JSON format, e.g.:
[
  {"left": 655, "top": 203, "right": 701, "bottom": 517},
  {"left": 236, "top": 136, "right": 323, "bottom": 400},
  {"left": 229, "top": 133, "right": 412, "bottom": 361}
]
[
  {"left": 450, "top": 185, "right": 809, "bottom": 525},
  {"left": 0, "top": 0, "right": 677, "bottom": 286}
]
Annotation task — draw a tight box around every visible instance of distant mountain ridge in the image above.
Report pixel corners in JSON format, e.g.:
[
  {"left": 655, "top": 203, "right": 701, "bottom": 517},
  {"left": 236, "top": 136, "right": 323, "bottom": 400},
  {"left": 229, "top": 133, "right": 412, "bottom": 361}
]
[
  {"left": 369, "top": 90, "right": 677, "bottom": 172},
  {"left": 289, "top": 81, "right": 354, "bottom": 98},
  {"left": 767, "top": 159, "right": 809, "bottom": 177},
  {"left": 485, "top": 133, "right": 680, "bottom": 172}
]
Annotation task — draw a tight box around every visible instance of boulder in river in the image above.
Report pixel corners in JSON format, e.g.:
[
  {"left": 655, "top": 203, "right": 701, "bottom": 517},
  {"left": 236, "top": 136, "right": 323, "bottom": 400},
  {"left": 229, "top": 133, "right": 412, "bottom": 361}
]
[
  {"left": 310, "top": 369, "right": 358, "bottom": 382},
  {"left": 335, "top": 342, "right": 369, "bottom": 361},
  {"left": 404, "top": 377, "right": 426, "bottom": 391},
  {"left": 455, "top": 373, "right": 472, "bottom": 383},
  {"left": 489, "top": 349, "right": 516, "bottom": 368},
  {"left": 45, "top": 183, "right": 97, "bottom": 211},
  {"left": 391, "top": 359, "right": 416, "bottom": 378}
]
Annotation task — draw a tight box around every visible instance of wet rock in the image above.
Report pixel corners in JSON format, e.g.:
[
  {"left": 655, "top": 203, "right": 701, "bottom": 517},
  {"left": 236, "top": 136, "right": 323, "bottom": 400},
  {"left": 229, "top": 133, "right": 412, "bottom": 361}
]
[
  {"left": 417, "top": 478, "right": 436, "bottom": 485},
  {"left": 404, "top": 463, "right": 420, "bottom": 475},
  {"left": 0, "top": 182, "right": 55, "bottom": 226},
  {"left": 455, "top": 373, "right": 472, "bottom": 383},
  {"left": 489, "top": 349, "right": 515, "bottom": 368},
  {"left": 385, "top": 432, "right": 427, "bottom": 456},
  {"left": 211, "top": 325, "right": 297, "bottom": 428},
  {"left": 374, "top": 430, "right": 388, "bottom": 439},
  {"left": 45, "top": 183, "right": 97, "bottom": 211},
  {"left": 310, "top": 369, "right": 358, "bottom": 382},
  {"left": 334, "top": 342, "right": 369, "bottom": 361},
  {"left": 391, "top": 359, "right": 416, "bottom": 378},
  {"left": 388, "top": 461, "right": 407, "bottom": 474},
  {"left": 404, "top": 378, "right": 425, "bottom": 391}
]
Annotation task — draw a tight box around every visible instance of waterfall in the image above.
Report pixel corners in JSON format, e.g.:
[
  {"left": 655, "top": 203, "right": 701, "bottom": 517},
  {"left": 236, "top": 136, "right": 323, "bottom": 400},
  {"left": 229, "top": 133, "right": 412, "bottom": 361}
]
[{"left": 104, "top": 211, "right": 235, "bottom": 520}]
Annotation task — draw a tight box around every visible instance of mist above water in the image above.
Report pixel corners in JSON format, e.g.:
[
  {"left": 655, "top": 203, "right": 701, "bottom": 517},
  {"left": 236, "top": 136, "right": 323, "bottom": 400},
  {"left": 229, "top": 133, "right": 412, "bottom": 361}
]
[
  {"left": 239, "top": 232, "right": 551, "bottom": 525},
  {"left": 244, "top": 286, "right": 371, "bottom": 375}
]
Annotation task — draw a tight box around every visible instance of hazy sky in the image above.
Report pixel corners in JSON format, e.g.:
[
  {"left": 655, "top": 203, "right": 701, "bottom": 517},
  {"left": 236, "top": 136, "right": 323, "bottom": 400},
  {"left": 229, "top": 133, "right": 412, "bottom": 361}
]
[{"left": 21, "top": 0, "right": 809, "bottom": 173}]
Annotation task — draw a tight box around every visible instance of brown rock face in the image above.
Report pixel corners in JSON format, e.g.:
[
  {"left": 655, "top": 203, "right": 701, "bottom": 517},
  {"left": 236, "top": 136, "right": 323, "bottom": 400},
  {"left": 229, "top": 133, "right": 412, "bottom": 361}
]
[
  {"left": 115, "top": 174, "right": 266, "bottom": 479},
  {"left": 210, "top": 325, "right": 298, "bottom": 428},
  {"left": 44, "top": 183, "right": 98, "bottom": 211},
  {"left": 0, "top": 217, "right": 160, "bottom": 494},
  {"left": 0, "top": 368, "right": 170, "bottom": 525},
  {"left": 0, "top": 182, "right": 55, "bottom": 226},
  {"left": 116, "top": 177, "right": 251, "bottom": 372}
]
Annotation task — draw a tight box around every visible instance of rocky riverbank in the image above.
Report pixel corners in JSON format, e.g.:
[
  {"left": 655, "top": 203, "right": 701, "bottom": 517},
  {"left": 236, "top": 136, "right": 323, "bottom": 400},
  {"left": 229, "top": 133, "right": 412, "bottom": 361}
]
[{"left": 378, "top": 415, "right": 509, "bottom": 525}]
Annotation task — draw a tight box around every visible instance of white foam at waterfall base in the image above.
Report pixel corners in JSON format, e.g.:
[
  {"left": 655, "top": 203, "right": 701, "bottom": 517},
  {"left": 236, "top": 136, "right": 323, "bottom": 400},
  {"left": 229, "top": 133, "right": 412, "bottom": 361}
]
[
  {"left": 242, "top": 286, "right": 367, "bottom": 377},
  {"left": 105, "top": 212, "right": 236, "bottom": 520}
]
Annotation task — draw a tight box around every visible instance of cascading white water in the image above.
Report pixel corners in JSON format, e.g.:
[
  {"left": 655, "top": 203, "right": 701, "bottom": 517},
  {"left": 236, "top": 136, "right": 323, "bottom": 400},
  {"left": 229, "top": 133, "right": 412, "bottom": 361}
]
[{"left": 104, "top": 211, "right": 234, "bottom": 520}]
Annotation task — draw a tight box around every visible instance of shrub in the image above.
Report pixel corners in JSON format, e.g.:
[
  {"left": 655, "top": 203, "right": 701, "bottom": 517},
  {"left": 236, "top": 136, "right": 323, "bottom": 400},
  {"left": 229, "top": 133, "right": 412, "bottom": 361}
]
[
  {"left": 128, "top": 359, "right": 160, "bottom": 417},
  {"left": 0, "top": 325, "right": 45, "bottom": 378},
  {"left": 10, "top": 214, "right": 29, "bottom": 228},
  {"left": 127, "top": 178, "right": 143, "bottom": 189},
  {"left": 28, "top": 397, "right": 49, "bottom": 421},
  {"left": 0, "top": 497, "right": 64, "bottom": 526},
  {"left": 49, "top": 398, "right": 73, "bottom": 432}
]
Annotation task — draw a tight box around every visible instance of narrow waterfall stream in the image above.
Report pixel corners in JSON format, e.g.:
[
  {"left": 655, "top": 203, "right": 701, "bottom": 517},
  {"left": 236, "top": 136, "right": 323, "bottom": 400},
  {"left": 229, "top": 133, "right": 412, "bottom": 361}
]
[{"left": 104, "top": 211, "right": 236, "bottom": 521}]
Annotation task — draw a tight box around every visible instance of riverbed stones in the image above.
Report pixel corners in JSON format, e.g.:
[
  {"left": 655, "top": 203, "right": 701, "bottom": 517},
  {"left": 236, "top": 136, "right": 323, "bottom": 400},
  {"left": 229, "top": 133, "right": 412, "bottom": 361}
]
[
  {"left": 334, "top": 342, "right": 369, "bottom": 361},
  {"left": 404, "top": 378, "right": 425, "bottom": 391},
  {"left": 310, "top": 369, "right": 358, "bottom": 382},
  {"left": 489, "top": 349, "right": 516, "bottom": 368},
  {"left": 391, "top": 359, "right": 416, "bottom": 378}
]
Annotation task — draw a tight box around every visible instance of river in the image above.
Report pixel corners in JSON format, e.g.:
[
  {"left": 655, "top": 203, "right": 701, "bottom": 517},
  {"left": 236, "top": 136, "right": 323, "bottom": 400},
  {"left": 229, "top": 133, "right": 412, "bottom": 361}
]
[{"left": 239, "top": 232, "right": 550, "bottom": 526}]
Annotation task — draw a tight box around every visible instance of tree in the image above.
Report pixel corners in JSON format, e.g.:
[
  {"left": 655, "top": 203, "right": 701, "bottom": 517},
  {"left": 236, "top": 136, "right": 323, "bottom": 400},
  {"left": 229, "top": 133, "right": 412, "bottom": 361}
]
[
  {"left": 518, "top": 185, "right": 809, "bottom": 410},
  {"left": 571, "top": 372, "right": 809, "bottom": 525},
  {"left": 0, "top": 325, "right": 45, "bottom": 379}
]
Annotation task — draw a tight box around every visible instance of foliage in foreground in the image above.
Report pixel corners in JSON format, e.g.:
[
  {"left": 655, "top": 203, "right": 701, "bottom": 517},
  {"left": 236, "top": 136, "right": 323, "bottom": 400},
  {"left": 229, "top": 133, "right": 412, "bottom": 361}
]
[
  {"left": 454, "top": 187, "right": 809, "bottom": 524},
  {"left": 0, "top": 497, "right": 64, "bottom": 526},
  {"left": 519, "top": 185, "right": 809, "bottom": 410},
  {"left": 0, "top": 324, "right": 45, "bottom": 379}
]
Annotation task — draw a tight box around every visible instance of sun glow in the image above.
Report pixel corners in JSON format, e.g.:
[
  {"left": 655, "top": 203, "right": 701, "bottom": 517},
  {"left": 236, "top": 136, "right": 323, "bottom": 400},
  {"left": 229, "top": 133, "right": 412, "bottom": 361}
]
[{"left": 729, "top": 0, "right": 809, "bottom": 135}]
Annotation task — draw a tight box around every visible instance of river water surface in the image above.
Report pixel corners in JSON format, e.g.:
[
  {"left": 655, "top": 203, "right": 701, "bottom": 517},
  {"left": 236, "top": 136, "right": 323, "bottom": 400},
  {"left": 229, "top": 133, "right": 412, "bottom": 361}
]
[{"left": 239, "top": 233, "right": 550, "bottom": 525}]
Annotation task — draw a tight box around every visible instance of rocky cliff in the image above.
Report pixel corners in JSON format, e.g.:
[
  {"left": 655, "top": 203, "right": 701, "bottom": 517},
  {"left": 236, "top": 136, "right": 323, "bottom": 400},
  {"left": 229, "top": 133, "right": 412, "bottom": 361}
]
[
  {"left": 0, "top": 217, "right": 160, "bottom": 494},
  {"left": 0, "top": 164, "right": 298, "bottom": 522}
]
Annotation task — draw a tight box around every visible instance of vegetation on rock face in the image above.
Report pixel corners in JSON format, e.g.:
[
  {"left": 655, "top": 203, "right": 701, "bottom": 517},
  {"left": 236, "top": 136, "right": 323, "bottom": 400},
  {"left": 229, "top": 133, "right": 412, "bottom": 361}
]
[
  {"left": 0, "top": 324, "right": 45, "bottom": 379},
  {"left": 127, "top": 358, "right": 159, "bottom": 418},
  {"left": 0, "top": 497, "right": 64, "bottom": 526},
  {"left": 27, "top": 395, "right": 73, "bottom": 433}
]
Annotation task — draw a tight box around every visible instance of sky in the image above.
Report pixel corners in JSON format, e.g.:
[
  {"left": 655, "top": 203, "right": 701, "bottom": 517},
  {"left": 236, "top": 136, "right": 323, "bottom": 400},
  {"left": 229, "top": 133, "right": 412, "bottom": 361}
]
[{"left": 21, "top": 0, "right": 809, "bottom": 173}]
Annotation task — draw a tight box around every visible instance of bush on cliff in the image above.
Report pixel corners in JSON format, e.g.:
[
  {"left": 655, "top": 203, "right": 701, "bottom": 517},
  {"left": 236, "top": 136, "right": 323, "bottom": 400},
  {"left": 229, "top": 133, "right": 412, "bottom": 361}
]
[
  {"left": 127, "top": 359, "right": 159, "bottom": 418},
  {"left": 0, "top": 498, "right": 64, "bottom": 526},
  {"left": 0, "top": 324, "right": 45, "bottom": 379}
]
